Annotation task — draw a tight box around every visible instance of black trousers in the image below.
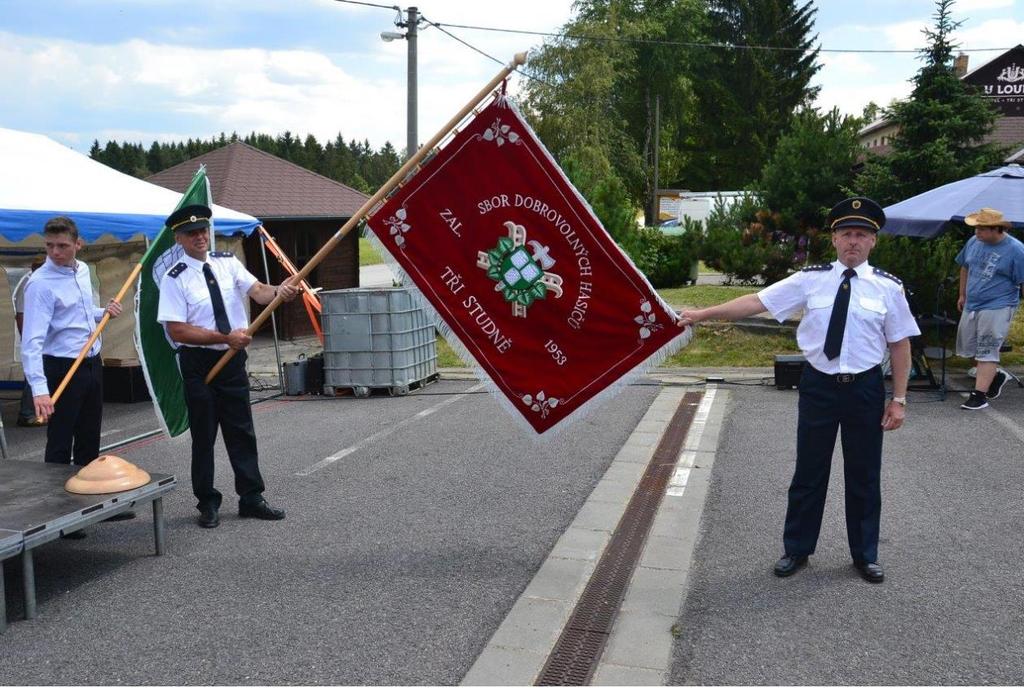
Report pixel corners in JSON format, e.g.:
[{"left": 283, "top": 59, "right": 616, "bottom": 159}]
[
  {"left": 178, "top": 347, "right": 265, "bottom": 511},
  {"left": 42, "top": 355, "right": 103, "bottom": 466},
  {"left": 784, "top": 365, "right": 885, "bottom": 563}
]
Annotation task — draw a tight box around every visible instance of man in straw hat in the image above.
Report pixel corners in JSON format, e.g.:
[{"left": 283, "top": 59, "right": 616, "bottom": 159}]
[
  {"left": 955, "top": 208, "right": 1024, "bottom": 410},
  {"left": 677, "top": 197, "right": 919, "bottom": 584}
]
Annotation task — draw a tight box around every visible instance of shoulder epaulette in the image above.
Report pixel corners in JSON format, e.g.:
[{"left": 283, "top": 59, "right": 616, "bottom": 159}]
[
  {"left": 801, "top": 264, "right": 832, "bottom": 272},
  {"left": 167, "top": 262, "right": 187, "bottom": 279},
  {"left": 873, "top": 266, "right": 902, "bottom": 285},
  {"left": 209, "top": 251, "right": 234, "bottom": 258}
]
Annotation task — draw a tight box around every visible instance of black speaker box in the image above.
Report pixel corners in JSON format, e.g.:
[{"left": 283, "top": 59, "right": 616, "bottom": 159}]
[
  {"left": 774, "top": 354, "right": 806, "bottom": 390},
  {"left": 304, "top": 352, "right": 324, "bottom": 395}
]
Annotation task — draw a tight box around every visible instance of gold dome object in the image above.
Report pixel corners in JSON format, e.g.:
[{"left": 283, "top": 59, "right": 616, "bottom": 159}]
[{"left": 64, "top": 455, "right": 151, "bottom": 495}]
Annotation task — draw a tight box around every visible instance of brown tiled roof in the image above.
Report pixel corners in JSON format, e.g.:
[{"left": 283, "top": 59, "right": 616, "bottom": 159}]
[{"left": 147, "top": 142, "right": 369, "bottom": 219}]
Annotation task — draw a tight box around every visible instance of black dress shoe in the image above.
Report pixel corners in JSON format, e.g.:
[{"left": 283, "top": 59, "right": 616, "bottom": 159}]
[
  {"left": 773, "top": 554, "right": 808, "bottom": 577},
  {"left": 198, "top": 506, "right": 220, "bottom": 529},
  {"left": 239, "top": 499, "right": 285, "bottom": 521},
  {"left": 854, "top": 560, "right": 885, "bottom": 583}
]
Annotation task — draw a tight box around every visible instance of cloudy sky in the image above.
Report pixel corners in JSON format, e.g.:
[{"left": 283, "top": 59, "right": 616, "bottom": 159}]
[{"left": 1, "top": 0, "right": 1022, "bottom": 154}]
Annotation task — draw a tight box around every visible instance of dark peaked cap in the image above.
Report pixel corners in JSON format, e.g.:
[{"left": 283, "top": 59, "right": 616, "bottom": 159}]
[
  {"left": 826, "top": 197, "right": 885, "bottom": 232},
  {"left": 166, "top": 204, "right": 212, "bottom": 233}
]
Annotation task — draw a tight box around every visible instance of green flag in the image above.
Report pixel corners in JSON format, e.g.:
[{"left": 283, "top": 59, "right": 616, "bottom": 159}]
[{"left": 135, "top": 168, "right": 211, "bottom": 437}]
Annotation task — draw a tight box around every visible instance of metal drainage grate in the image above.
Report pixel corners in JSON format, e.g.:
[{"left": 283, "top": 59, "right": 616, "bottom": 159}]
[{"left": 536, "top": 392, "right": 702, "bottom": 686}]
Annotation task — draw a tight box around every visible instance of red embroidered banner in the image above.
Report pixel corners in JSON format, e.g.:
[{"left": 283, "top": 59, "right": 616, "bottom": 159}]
[{"left": 366, "top": 95, "right": 690, "bottom": 434}]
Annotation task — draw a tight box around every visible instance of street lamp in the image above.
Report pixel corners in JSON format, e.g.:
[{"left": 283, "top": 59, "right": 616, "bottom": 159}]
[{"left": 380, "top": 6, "right": 419, "bottom": 161}]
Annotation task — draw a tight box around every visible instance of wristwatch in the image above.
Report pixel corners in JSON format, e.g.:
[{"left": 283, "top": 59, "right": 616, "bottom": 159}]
[{"left": 891, "top": 396, "right": 907, "bottom": 406}]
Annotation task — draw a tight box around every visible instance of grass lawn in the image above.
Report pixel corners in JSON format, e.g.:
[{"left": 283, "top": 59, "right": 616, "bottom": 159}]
[
  {"left": 436, "top": 335, "right": 465, "bottom": 368},
  {"left": 358, "top": 236, "right": 384, "bottom": 267},
  {"left": 658, "top": 285, "right": 758, "bottom": 309},
  {"left": 665, "top": 324, "right": 799, "bottom": 367}
]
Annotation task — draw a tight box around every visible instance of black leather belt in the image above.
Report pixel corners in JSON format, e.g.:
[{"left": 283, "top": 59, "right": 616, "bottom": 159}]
[{"left": 810, "top": 365, "right": 881, "bottom": 384}]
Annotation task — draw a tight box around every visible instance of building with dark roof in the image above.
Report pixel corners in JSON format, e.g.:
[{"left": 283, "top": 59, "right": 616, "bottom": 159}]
[
  {"left": 148, "top": 142, "right": 369, "bottom": 338},
  {"left": 858, "top": 45, "right": 1024, "bottom": 163}
]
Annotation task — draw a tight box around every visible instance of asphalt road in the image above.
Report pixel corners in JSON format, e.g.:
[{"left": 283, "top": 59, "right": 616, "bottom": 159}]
[
  {"left": 0, "top": 379, "right": 661, "bottom": 685},
  {"left": 669, "top": 381, "right": 1024, "bottom": 685}
]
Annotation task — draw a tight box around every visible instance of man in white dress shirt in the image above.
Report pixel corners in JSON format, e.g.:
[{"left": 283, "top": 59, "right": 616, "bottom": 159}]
[
  {"left": 21, "top": 216, "right": 122, "bottom": 467},
  {"left": 157, "top": 204, "right": 298, "bottom": 529},
  {"left": 677, "top": 197, "right": 920, "bottom": 584}
]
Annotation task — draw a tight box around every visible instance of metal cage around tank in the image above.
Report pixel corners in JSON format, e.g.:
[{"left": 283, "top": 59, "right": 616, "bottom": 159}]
[{"left": 319, "top": 287, "right": 438, "bottom": 397}]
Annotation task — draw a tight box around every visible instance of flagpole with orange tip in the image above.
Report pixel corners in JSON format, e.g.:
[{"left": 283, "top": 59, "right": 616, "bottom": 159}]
[{"left": 204, "top": 51, "right": 528, "bottom": 384}]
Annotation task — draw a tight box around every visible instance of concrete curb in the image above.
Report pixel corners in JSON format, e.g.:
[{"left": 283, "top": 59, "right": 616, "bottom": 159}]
[
  {"left": 592, "top": 387, "right": 728, "bottom": 685},
  {"left": 461, "top": 386, "right": 729, "bottom": 685}
]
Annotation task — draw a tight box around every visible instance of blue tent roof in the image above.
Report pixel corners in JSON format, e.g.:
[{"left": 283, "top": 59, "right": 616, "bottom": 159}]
[
  {"left": 0, "top": 127, "right": 259, "bottom": 243},
  {"left": 882, "top": 164, "right": 1024, "bottom": 238}
]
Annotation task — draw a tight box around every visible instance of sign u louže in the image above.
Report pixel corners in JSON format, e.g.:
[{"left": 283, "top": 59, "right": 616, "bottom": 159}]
[
  {"left": 366, "top": 95, "right": 690, "bottom": 434},
  {"left": 964, "top": 44, "right": 1024, "bottom": 116}
]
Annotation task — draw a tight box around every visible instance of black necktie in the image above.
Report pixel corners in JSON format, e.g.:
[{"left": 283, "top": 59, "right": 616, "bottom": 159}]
[
  {"left": 203, "top": 263, "right": 231, "bottom": 335},
  {"left": 823, "top": 268, "right": 857, "bottom": 360}
]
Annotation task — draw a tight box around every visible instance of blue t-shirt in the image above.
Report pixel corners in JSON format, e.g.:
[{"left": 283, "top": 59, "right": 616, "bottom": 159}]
[{"left": 956, "top": 234, "right": 1024, "bottom": 310}]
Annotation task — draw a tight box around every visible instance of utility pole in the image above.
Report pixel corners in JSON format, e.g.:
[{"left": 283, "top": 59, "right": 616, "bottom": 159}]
[
  {"left": 381, "top": 6, "right": 419, "bottom": 161},
  {"left": 651, "top": 94, "right": 661, "bottom": 226},
  {"left": 405, "top": 6, "right": 418, "bottom": 161}
]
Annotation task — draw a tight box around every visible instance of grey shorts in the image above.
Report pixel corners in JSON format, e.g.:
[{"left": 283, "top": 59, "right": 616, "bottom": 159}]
[{"left": 956, "top": 306, "right": 1016, "bottom": 362}]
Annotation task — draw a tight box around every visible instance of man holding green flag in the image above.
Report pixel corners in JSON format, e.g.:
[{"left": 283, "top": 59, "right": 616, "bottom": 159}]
[
  {"left": 137, "top": 168, "right": 213, "bottom": 438},
  {"left": 156, "top": 203, "right": 298, "bottom": 529}
]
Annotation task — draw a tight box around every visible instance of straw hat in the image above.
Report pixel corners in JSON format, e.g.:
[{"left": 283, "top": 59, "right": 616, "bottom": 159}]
[
  {"left": 64, "top": 455, "right": 151, "bottom": 494},
  {"left": 964, "top": 208, "right": 1012, "bottom": 228}
]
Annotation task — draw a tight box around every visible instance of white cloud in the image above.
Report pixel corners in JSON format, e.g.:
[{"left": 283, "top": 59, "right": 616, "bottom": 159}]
[
  {"left": 0, "top": 0, "right": 576, "bottom": 152},
  {"left": 0, "top": 31, "right": 408, "bottom": 149},
  {"left": 957, "top": 18, "right": 1024, "bottom": 51},
  {"left": 819, "top": 52, "right": 878, "bottom": 77},
  {"left": 881, "top": 20, "right": 932, "bottom": 51},
  {"left": 956, "top": 0, "right": 1016, "bottom": 11},
  {"left": 813, "top": 80, "right": 911, "bottom": 118}
]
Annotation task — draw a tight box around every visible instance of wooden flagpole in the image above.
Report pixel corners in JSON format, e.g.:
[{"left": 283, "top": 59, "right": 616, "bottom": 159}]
[
  {"left": 205, "top": 51, "right": 528, "bottom": 383},
  {"left": 47, "top": 262, "right": 143, "bottom": 409}
]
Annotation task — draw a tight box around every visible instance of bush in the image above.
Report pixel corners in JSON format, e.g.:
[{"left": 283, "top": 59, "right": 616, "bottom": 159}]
[
  {"left": 702, "top": 195, "right": 798, "bottom": 284},
  {"left": 869, "top": 228, "right": 968, "bottom": 316},
  {"left": 701, "top": 193, "right": 835, "bottom": 285},
  {"left": 618, "top": 220, "right": 703, "bottom": 288}
]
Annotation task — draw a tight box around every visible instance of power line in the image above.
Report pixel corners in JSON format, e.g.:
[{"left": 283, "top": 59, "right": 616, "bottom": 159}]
[
  {"left": 332, "top": 1, "right": 1011, "bottom": 55},
  {"left": 431, "top": 20, "right": 1012, "bottom": 54},
  {"left": 333, "top": 0, "right": 399, "bottom": 10},
  {"left": 420, "top": 17, "right": 555, "bottom": 88},
  {"left": 423, "top": 19, "right": 505, "bottom": 67}
]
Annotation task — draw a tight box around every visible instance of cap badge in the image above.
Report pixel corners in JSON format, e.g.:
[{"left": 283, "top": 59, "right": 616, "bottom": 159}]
[
  {"left": 851, "top": 200, "right": 861, "bottom": 209},
  {"left": 189, "top": 215, "right": 197, "bottom": 223}
]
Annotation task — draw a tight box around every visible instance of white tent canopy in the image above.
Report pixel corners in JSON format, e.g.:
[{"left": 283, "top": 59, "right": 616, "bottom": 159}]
[{"left": 0, "top": 127, "right": 259, "bottom": 242}]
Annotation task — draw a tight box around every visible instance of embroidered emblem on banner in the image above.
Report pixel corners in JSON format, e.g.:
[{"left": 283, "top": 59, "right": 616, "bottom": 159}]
[
  {"left": 383, "top": 208, "right": 412, "bottom": 246},
  {"left": 477, "top": 221, "right": 563, "bottom": 318},
  {"left": 365, "top": 94, "right": 691, "bottom": 434}
]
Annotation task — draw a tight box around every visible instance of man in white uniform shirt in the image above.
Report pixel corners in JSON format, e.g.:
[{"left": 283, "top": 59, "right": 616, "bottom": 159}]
[
  {"left": 157, "top": 205, "right": 298, "bottom": 529},
  {"left": 677, "top": 197, "right": 920, "bottom": 584},
  {"left": 22, "top": 216, "right": 122, "bottom": 470}
]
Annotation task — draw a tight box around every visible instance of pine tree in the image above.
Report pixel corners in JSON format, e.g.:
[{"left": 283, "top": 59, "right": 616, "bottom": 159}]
[
  {"left": 523, "top": 0, "right": 704, "bottom": 224},
  {"left": 688, "top": 0, "right": 821, "bottom": 190},
  {"left": 856, "top": 0, "right": 1002, "bottom": 205}
]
